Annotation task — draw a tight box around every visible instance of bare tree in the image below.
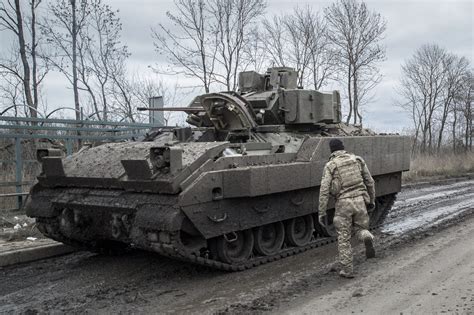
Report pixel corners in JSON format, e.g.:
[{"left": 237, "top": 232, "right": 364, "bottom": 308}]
[
  {"left": 400, "top": 44, "right": 448, "bottom": 153},
  {"left": 281, "top": 8, "right": 315, "bottom": 87},
  {"left": 107, "top": 57, "right": 136, "bottom": 122},
  {"left": 152, "top": 0, "right": 217, "bottom": 93},
  {"left": 0, "top": 0, "right": 48, "bottom": 118},
  {"left": 325, "top": 0, "right": 386, "bottom": 125},
  {"left": 28, "top": 0, "right": 45, "bottom": 112},
  {"left": 307, "top": 11, "right": 337, "bottom": 90},
  {"left": 449, "top": 71, "right": 473, "bottom": 153},
  {"left": 84, "top": 0, "right": 129, "bottom": 121},
  {"left": 399, "top": 44, "right": 472, "bottom": 154},
  {"left": 152, "top": 0, "right": 265, "bottom": 93},
  {"left": 209, "top": 0, "right": 266, "bottom": 90},
  {"left": 108, "top": 61, "right": 183, "bottom": 125},
  {"left": 41, "top": 0, "right": 129, "bottom": 121},
  {"left": 435, "top": 55, "right": 469, "bottom": 151},
  {"left": 0, "top": 0, "right": 34, "bottom": 115},
  {"left": 72, "top": 3, "right": 125, "bottom": 122},
  {"left": 456, "top": 70, "right": 473, "bottom": 151},
  {"left": 262, "top": 7, "right": 335, "bottom": 90},
  {"left": 0, "top": 61, "right": 24, "bottom": 116},
  {"left": 241, "top": 27, "right": 268, "bottom": 73},
  {"left": 261, "top": 16, "right": 287, "bottom": 68},
  {"left": 41, "top": 0, "right": 90, "bottom": 120},
  {"left": 111, "top": 73, "right": 165, "bottom": 123}
]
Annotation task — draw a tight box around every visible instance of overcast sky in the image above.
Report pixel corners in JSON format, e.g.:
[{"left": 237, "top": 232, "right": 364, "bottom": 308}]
[{"left": 2, "top": 0, "right": 473, "bottom": 132}]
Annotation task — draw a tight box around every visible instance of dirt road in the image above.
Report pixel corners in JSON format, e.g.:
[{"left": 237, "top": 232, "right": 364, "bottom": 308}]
[
  {"left": 282, "top": 213, "right": 474, "bottom": 314},
  {"left": 0, "top": 178, "right": 473, "bottom": 314}
]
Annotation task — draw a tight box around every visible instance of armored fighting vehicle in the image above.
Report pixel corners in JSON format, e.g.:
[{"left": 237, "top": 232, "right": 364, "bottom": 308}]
[{"left": 26, "top": 67, "right": 410, "bottom": 270}]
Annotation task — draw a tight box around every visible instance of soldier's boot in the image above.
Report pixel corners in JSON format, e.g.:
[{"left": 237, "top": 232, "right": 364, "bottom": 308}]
[
  {"left": 339, "top": 269, "right": 354, "bottom": 278},
  {"left": 361, "top": 230, "right": 375, "bottom": 259}
]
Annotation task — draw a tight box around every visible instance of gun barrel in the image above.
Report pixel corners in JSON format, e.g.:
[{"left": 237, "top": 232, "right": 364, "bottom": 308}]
[{"left": 137, "top": 107, "right": 205, "bottom": 112}]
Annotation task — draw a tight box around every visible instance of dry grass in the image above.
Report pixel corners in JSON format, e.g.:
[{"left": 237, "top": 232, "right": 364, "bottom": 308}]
[
  {"left": 0, "top": 139, "right": 41, "bottom": 211},
  {"left": 403, "top": 152, "right": 474, "bottom": 182}
]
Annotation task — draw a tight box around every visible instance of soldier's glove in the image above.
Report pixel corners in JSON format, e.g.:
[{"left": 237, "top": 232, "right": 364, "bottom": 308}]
[
  {"left": 367, "top": 203, "right": 376, "bottom": 211},
  {"left": 319, "top": 215, "right": 327, "bottom": 227}
]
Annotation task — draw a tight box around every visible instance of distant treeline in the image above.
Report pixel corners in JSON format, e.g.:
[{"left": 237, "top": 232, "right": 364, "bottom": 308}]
[
  {"left": 400, "top": 44, "right": 472, "bottom": 154},
  {"left": 0, "top": 0, "right": 472, "bottom": 153}
]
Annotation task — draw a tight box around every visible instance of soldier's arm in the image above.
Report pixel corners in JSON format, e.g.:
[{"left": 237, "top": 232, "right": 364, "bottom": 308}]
[
  {"left": 358, "top": 157, "right": 375, "bottom": 204},
  {"left": 318, "top": 163, "right": 333, "bottom": 216}
]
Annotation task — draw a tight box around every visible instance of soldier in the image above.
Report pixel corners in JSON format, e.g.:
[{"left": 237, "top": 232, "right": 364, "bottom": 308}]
[{"left": 318, "top": 139, "right": 376, "bottom": 278}]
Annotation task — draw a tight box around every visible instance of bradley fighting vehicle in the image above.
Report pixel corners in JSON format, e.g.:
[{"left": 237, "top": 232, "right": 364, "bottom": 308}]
[{"left": 26, "top": 67, "right": 410, "bottom": 270}]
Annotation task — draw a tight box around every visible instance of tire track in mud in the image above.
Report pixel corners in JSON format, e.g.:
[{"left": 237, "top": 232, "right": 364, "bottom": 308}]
[
  {"left": 396, "top": 179, "right": 473, "bottom": 205},
  {"left": 0, "top": 178, "right": 473, "bottom": 314},
  {"left": 382, "top": 179, "right": 474, "bottom": 235}
]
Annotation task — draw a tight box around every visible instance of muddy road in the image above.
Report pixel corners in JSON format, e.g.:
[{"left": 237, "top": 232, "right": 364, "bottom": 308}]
[
  {"left": 0, "top": 178, "right": 473, "bottom": 314},
  {"left": 282, "top": 213, "right": 474, "bottom": 314}
]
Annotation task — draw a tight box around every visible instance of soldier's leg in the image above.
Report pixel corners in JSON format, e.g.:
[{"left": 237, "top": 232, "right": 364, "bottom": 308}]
[
  {"left": 352, "top": 196, "right": 375, "bottom": 258},
  {"left": 333, "top": 199, "right": 354, "bottom": 276}
]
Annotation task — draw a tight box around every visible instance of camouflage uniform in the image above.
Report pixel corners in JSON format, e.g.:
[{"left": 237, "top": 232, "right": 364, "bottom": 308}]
[{"left": 319, "top": 150, "right": 375, "bottom": 274}]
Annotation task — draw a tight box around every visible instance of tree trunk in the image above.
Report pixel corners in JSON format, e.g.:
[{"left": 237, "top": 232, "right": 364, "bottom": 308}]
[
  {"left": 437, "top": 89, "right": 454, "bottom": 152},
  {"left": 421, "top": 124, "right": 428, "bottom": 153},
  {"left": 428, "top": 124, "right": 433, "bottom": 154},
  {"left": 353, "top": 70, "right": 361, "bottom": 125},
  {"left": 30, "top": 0, "right": 39, "bottom": 112},
  {"left": 70, "top": 0, "right": 81, "bottom": 148},
  {"left": 71, "top": 0, "right": 80, "bottom": 121},
  {"left": 468, "top": 103, "right": 473, "bottom": 151},
  {"left": 346, "top": 64, "right": 352, "bottom": 124},
  {"left": 470, "top": 100, "right": 473, "bottom": 151},
  {"left": 412, "top": 116, "right": 421, "bottom": 156},
  {"left": 14, "top": 0, "right": 35, "bottom": 118},
  {"left": 452, "top": 108, "right": 457, "bottom": 153},
  {"left": 101, "top": 83, "right": 108, "bottom": 121},
  {"left": 437, "top": 104, "right": 450, "bottom": 152}
]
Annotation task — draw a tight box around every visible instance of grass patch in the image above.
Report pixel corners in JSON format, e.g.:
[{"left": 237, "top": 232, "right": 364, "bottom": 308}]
[
  {"left": 403, "top": 152, "right": 474, "bottom": 182},
  {"left": 0, "top": 139, "right": 41, "bottom": 210}
]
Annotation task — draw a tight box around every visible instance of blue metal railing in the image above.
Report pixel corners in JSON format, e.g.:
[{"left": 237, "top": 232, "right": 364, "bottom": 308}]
[{"left": 0, "top": 115, "right": 161, "bottom": 211}]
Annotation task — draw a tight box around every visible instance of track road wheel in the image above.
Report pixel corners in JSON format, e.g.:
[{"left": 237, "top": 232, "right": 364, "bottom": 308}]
[
  {"left": 216, "top": 229, "right": 254, "bottom": 264},
  {"left": 285, "top": 215, "right": 314, "bottom": 247},
  {"left": 254, "top": 222, "right": 285, "bottom": 256}
]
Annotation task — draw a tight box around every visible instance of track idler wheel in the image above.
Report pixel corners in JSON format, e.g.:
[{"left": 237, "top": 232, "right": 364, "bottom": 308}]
[
  {"left": 254, "top": 221, "right": 285, "bottom": 256},
  {"left": 285, "top": 214, "right": 314, "bottom": 247},
  {"left": 215, "top": 229, "right": 254, "bottom": 264}
]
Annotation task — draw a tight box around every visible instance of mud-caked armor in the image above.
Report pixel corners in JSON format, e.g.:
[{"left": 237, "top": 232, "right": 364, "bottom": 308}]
[{"left": 26, "top": 67, "right": 409, "bottom": 270}]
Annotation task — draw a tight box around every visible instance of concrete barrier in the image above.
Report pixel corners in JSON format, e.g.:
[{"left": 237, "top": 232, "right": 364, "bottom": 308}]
[{"left": 0, "top": 242, "right": 74, "bottom": 267}]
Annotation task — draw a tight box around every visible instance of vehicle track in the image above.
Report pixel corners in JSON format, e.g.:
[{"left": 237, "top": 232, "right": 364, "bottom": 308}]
[{"left": 0, "top": 178, "right": 472, "bottom": 314}]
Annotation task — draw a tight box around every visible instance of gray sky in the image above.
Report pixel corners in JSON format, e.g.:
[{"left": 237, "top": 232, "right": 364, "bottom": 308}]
[{"left": 2, "top": 0, "right": 473, "bottom": 132}]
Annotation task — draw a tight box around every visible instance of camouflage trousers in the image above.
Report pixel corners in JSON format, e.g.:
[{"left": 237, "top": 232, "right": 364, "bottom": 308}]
[{"left": 333, "top": 195, "right": 373, "bottom": 273}]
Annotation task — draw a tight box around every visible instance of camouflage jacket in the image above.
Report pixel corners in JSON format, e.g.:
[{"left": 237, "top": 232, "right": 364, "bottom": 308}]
[{"left": 318, "top": 150, "right": 375, "bottom": 216}]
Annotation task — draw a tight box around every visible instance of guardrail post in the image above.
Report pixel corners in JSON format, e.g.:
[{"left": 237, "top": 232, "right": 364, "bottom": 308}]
[
  {"left": 66, "top": 138, "right": 73, "bottom": 156},
  {"left": 14, "top": 137, "right": 23, "bottom": 209}
]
